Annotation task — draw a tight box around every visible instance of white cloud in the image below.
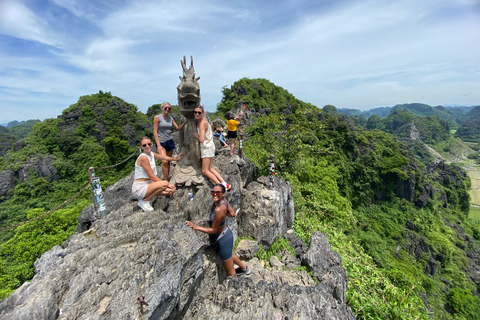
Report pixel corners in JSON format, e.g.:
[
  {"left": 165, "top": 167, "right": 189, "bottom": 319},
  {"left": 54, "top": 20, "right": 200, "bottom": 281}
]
[{"left": 0, "top": 0, "right": 62, "bottom": 47}]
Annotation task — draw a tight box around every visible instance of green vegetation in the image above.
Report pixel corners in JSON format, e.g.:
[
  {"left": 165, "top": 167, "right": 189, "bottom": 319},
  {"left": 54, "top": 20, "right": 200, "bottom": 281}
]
[
  {"left": 0, "top": 201, "right": 89, "bottom": 298},
  {"left": 7, "top": 120, "right": 41, "bottom": 139},
  {"left": 0, "top": 91, "right": 151, "bottom": 298},
  {"left": 470, "top": 207, "right": 480, "bottom": 221},
  {"left": 339, "top": 103, "right": 475, "bottom": 130},
  {"left": 217, "top": 77, "right": 316, "bottom": 115},
  {"left": 234, "top": 78, "right": 480, "bottom": 319},
  {"left": 255, "top": 235, "right": 296, "bottom": 263},
  {"left": 456, "top": 119, "right": 480, "bottom": 143},
  {"left": 362, "top": 108, "right": 477, "bottom": 167}
]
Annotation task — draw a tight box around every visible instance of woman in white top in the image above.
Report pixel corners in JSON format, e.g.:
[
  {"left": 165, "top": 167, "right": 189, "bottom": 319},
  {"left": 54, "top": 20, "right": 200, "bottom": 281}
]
[
  {"left": 132, "top": 136, "right": 183, "bottom": 212},
  {"left": 153, "top": 102, "right": 187, "bottom": 181},
  {"left": 193, "top": 106, "right": 231, "bottom": 191}
]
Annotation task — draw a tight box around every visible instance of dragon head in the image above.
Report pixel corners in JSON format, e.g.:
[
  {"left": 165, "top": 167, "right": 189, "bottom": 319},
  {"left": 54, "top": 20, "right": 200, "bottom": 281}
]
[{"left": 177, "top": 56, "right": 201, "bottom": 119}]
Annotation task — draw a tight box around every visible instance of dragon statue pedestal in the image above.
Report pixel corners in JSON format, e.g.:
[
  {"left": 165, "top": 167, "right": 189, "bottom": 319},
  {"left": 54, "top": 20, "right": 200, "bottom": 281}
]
[{"left": 170, "top": 56, "right": 206, "bottom": 187}]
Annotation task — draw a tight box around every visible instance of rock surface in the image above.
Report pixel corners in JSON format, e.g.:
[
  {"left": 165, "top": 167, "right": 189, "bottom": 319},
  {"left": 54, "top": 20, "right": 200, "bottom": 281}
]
[
  {"left": 0, "top": 152, "right": 354, "bottom": 319},
  {"left": 0, "top": 169, "right": 15, "bottom": 200}
]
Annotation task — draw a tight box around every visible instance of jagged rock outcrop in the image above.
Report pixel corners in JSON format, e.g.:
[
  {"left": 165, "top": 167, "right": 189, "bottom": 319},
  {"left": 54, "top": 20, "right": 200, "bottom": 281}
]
[
  {"left": 0, "top": 155, "right": 60, "bottom": 202},
  {"left": 17, "top": 155, "right": 60, "bottom": 182},
  {"left": 0, "top": 135, "right": 15, "bottom": 157},
  {"left": 57, "top": 95, "right": 150, "bottom": 149},
  {"left": 0, "top": 169, "right": 15, "bottom": 200},
  {"left": 239, "top": 176, "right": 295, "bottom": 249},
  {"left": 0, "top": 152, "right": 354, "bottom": 319},
  {"left": 442, "top": 219, "right": 480, "bottom": 289}
]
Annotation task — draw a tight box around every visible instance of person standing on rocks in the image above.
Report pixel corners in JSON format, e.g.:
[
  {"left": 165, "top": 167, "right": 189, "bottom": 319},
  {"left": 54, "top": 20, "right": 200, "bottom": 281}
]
[
  {"left": 132, "top": 137, "right": 183, "bottom": 212},
  {"left": 153, "top": 102, "right": 187, "bottom": 180},
  {"left": 226, "top": 113, "right": 240, "bottom": 156},
  {"left": 186, "top": 184, "right": 250, "bottom": 277},
  {"left": 193, "top": 105, "right": 231, "bottom": 191}
]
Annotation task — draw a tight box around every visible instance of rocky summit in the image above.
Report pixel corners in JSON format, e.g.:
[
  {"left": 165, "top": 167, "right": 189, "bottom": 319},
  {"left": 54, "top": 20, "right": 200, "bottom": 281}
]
[{"left": 0, "top": 144, "right": 354, "bottom": 319}]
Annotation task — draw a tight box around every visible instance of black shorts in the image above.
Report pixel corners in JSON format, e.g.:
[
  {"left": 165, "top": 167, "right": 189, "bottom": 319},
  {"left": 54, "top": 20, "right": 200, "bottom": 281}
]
[
  {"left": 227, "top": 131, "right": 237, "bottom": 139},
  {"left": 160, "top": 139, "right": 176, "bottom": 152}
]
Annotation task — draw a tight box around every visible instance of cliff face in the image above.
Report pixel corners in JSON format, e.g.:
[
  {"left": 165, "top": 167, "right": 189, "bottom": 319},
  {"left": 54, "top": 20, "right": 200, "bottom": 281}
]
[{"left": 0, "top": 147, "right": 354, "bottom": 320}]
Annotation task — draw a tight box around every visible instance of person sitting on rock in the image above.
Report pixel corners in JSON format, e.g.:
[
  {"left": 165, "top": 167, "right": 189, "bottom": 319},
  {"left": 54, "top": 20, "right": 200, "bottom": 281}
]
[
  {"left": 186, "top": 184, "right": 251, "bottom": 277},
  {"left": 193, "top": 105, "right": 231, "bottom": 191},
  {"left": 213, "top": 123, "right": 228, "bottom": 148},
  {"left": 132, "top": 136, "right": 183, "bottom": 212}
]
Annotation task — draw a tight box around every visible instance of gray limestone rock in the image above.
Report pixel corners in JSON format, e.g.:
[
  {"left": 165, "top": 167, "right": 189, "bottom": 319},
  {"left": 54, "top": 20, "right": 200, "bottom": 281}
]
[
  {"left": 17, "top": 155, "right": 60, "bottom": 183},
  {"left": 238, "top": 176, "right": 294, "bottom": 249},
  {"left": 303, "top": 232, "right": 348, "bottom": 305},
  {"left": 0, "top": 149, "right": 354, "bottom": 320},
  {"left": 235, "top": 240, "right": 260, "bottom": 260},
  {"left": 14, "top": 139, "right": 26, "bottom": 151},
  {"left": 0, "top": 169, "right": 15, "bottom": 200},
  {"left": 270, "top": 256, "right": 283, "bottom": 269}
]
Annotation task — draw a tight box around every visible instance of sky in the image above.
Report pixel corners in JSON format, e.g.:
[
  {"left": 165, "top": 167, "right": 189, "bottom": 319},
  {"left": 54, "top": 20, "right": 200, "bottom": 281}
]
[{"left": 1, "top": 0, "right": 480, "bottom": 124}]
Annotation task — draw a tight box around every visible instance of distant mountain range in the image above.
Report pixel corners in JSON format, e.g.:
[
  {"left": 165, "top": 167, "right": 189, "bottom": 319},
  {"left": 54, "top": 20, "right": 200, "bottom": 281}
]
[
  {"left": 338, "top": 103, "right": 479, "bottom": 130},
  {"left": 338, "top": 103, "right": 477, "bottom": 120}
]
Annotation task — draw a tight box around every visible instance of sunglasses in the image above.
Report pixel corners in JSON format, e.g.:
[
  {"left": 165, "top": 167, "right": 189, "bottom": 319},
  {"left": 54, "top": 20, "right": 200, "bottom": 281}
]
[
  {"left": 210, "top": 190, "right": 222, "bottom": 195},
  {"left": 164, "top": 107, "right": 171, "bottom": 110},
  {"left": 142, "top": 143, "right": 152, "bottom": 147},
  {"left": 194, "top": 111, "right": 202, "bottom": 115}
]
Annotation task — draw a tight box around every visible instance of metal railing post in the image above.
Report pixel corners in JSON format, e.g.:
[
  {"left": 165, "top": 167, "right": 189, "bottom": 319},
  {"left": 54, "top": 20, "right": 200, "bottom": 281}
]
[
  {"left": 269, "top": 154, "right": 275, "bottom": 189},
  {"left": 239, "top": 133, "right": 243, "bottom": 159},
  {"left": 89, "top": 167, "right": 107, "bottom": 218}
]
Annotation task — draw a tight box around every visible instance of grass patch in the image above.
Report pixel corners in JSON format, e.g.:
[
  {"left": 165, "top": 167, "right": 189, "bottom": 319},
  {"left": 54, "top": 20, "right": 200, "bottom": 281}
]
[{"left": 469, "top": 206, "right": 480, "bottom": 221}]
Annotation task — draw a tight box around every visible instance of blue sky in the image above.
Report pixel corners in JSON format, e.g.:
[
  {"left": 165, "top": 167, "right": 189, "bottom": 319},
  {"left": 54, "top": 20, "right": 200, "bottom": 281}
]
[{"left": 1, "top": 0, "right": 479, "bottom": 123}]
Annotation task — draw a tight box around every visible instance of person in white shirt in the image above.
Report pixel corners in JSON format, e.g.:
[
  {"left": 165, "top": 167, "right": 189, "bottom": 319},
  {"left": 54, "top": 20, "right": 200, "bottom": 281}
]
[
  {"left": 132, "top": 137, "right": 183, "bottom": 212},
  {"left": 193, "top": 106, "right": 231, "bottom": 191}
]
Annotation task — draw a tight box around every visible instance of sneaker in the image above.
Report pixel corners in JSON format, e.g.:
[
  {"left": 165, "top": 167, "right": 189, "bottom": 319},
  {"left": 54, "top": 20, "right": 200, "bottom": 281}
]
[
  {"left": 226, "top": 183, "right": 232, "bottom": 191},
  {"left": 236, "top": 266, "right": 251, "bottom": 276},
  {"left": 138, "top": 199, "right": 154, "bottom": 212}
]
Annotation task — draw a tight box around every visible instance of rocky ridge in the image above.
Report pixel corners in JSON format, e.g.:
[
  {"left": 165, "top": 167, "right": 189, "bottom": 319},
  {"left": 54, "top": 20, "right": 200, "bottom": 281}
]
[{"left": 0, "top": 145, "right": 354, "bottom": 319}]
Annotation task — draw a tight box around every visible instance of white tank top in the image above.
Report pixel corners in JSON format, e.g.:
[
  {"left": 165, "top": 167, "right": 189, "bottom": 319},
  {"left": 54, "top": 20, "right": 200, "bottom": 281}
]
[
  {"left": 198, "top": 122, "right": 215, "bottom": 150},
  {"left": 134, "top": 152, "right": 157, "bottom": 179}
]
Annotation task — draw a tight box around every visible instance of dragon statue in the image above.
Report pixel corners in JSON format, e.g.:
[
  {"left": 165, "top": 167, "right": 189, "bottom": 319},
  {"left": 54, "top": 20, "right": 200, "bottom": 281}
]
[
  {"left": 170, "top": 56, "right": 205, "bottom": 187},
  {"left": 177, "top": 56, "right": 201, "bottom": 119}
]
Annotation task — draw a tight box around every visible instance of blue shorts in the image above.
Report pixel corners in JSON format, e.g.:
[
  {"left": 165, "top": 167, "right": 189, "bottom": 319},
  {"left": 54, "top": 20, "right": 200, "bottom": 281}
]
[
  {"left": 211, "top": 227, "right": 233, "bottom": 260},
  {"left": 160, "top": 139, "right": 176, "bottom": 152}
]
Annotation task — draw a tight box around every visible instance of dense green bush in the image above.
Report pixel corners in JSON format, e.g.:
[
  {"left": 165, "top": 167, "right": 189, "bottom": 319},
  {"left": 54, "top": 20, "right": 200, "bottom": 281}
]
[
  {"left": 0, "top": 201, "right": 89, "bottom": 299},
  {"left": 217, "top": 78, "right": 315, "bottom": 115}
]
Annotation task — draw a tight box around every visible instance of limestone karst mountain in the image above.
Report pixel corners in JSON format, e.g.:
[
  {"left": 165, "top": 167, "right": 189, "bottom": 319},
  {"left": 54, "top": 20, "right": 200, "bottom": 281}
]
[{"left": 0, "top": 144, "right": 354, "bottom": 320}]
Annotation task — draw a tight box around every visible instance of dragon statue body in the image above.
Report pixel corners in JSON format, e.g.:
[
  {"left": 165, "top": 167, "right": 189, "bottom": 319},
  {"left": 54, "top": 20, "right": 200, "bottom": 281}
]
[{"left": 170, "top": 56, "right": 205, "bottom": 187}]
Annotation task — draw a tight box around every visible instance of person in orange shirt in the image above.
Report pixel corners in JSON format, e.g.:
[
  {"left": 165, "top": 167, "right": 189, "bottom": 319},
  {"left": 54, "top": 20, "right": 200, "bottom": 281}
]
[{"left": 226, "top": 113, "right": 240, "bottom": 156}]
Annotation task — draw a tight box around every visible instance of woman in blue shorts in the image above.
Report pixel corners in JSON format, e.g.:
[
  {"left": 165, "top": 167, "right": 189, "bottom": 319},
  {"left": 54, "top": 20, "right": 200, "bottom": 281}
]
[
  {"left": 186, "top": 184, "right": 250, "bottom": 277},
  {"left": 153, "top": 102, "right": 187, "bottom": 180}
]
